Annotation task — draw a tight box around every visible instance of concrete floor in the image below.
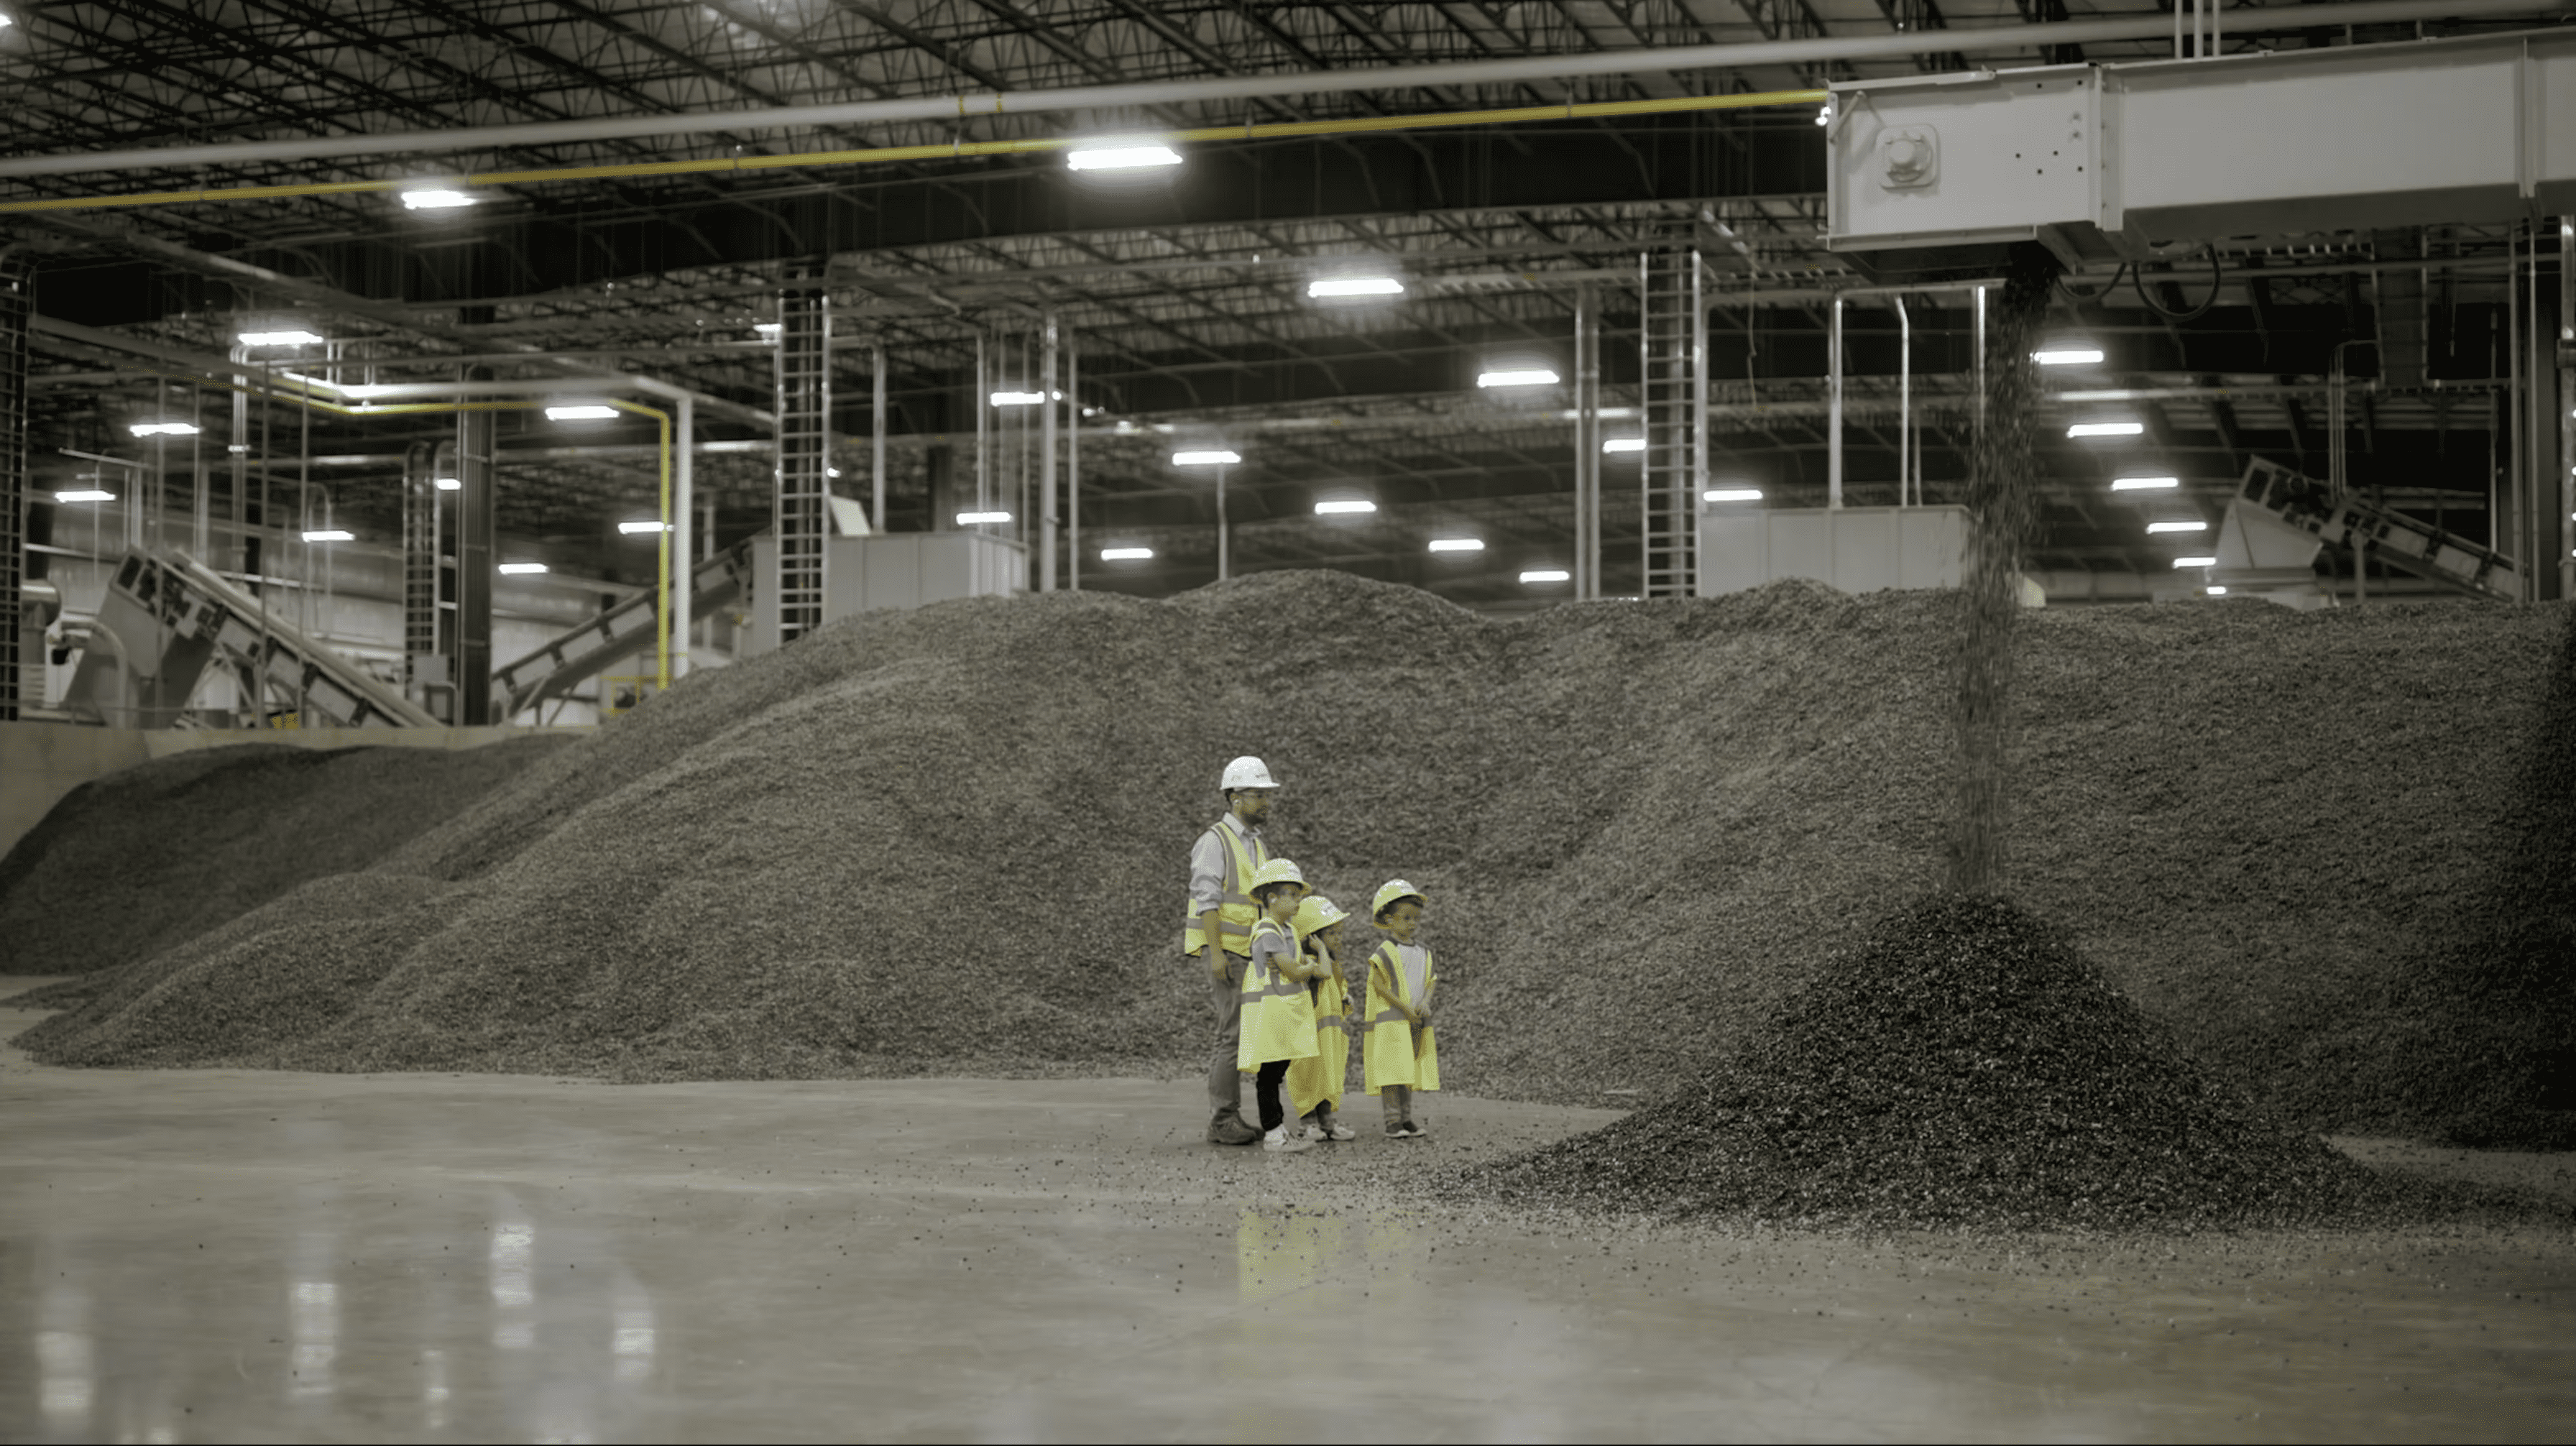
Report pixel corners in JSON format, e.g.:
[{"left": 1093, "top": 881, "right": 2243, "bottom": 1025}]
[{"left": 4, "top": 980, "right": 2572, "bottom": 1444}]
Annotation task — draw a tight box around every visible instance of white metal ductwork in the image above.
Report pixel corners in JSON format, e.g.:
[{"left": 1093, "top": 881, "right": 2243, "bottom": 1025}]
[{"left": 1826, "top": 24, "right": 2576, "bottom": 262}]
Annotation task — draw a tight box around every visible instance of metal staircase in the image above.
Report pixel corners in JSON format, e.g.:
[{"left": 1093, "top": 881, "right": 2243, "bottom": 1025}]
[
  {"left": 774, "top": 282, "right": 831, "bottom": 645},
  {"left": 61, "top": 547, "right": 438, "bottom": 729},
  {"left": 1638, "top": 247, "right": 1711, "bottom": 599},
  {"left": 491, "top": 535, "right": 755, "bottom": 720},
  {"left": 2232, "top": 458, "right": 2518, "bottom": 600},
  {"left": 400, "top": 441, "right": 448, "bottom": 720}
]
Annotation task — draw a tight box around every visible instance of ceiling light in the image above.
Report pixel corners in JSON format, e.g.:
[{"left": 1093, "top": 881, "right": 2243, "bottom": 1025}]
[
  {"left": 1478, "top": 369, "right": 1560, "bottom": 388},
  {"left": 1100, "top": 546, "right": 1154, "bottom": 561},
  {"left": 302, "top": 529, "right": 354, "bottom": 543},
  {"left": 1815, "top": 104, "right": 1833, "bottom": 126},
  {"left": 1520, "top": 568, "right": 1571, "bottom": 584},
  {"left": 2172, "top": 556, "right": 2217, "bottom": 568},
  {"left": 1066, "top": 144, "right": 1182, "bottom": 171},
  {"left": 2207, "top": 586, "right": 2230, "bottom": 596},
  {"left": 546, "top": 404, "right": 618, "bottom": 421},
  {"left": 753, "top": 323, "right": 782, "bottom": 336},
  {"left": 434, "top": 476, "right": 461, "bottom": 492},
  {"left": 990, "top": 391, "right": 1048, "bottom": 407},
  {"left": 2069, "top": 421, "right": 2145, "bottom": 438},
  {"left": 1427, "top": 538, "right": 1484, "bottom": 553},
  {"left": 1703, "top": 487, "right": 1765, "bottom": 503},
  {"left": 2145, "top": 520, "right": 2207, "bottom": 533},
  {"left": 498, "top": 562, "right": 549, "bottom": 575},
  {"left": 400, "top": 189, "right": 477, "bottom": 210},
  {"left": 1603, "top": 437, "right": 1645, "bottom": 454},
  {"left": 618, "top": 521, "right": 669, "bottom": 535},
  {"left": 127, "top": 422, "right": 199, "bottom": 437},
  {"left": 1307, "top": 277, "right": 1404, "bottom": 299},
  {"left": 2033, "top": 347, "right": 2105, "bottom": 366},
  {"left": 957, "top": 510, "right": 1012, "bottom": 525},
  {"left": 0, "top": 14, "right": 14, "bottom": 28},
  {"left": 1173, "top": 450, "right": 1240, "bottom": 466},
  {"left": 55, "top": 489, "right": 114, "bottom": 504},
  {"left": 1314, "top": 499, "right": 1376, "bottom": 515},
  {"left": 237, "top": 330, "right": 324, "bottom": 347},
  {"left": 2111, "top": 476, "right": 2179, "bottom": 491}
]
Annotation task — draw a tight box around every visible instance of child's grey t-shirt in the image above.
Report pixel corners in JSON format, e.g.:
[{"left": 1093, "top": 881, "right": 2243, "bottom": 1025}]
[
  {"left": 1251, "top": 926, "right": 1298, "bottom": 983},
  {"left": 1394, "top": 942, "right": 1430, "bottom": 1003}
]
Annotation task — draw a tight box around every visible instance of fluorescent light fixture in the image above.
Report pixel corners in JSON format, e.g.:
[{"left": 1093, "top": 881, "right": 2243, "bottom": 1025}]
[
  {"left": 2110, "top": 476, "right": 2179, "bottom": 491},
  {"left": 435, "top": 476, "right": 461, "bottom": 492},
  {"left": 1172, "top": 450, "right": 1240, "bottom": 466},
  {"left": 1066, "top": 144, "right": 1182, "bottom": 171},
  {"left": 1703, "top": 487, "right": 1765, "bottom": 503},
  {"left": 1520, "top": 568, "right": 1571, "bottom": 584},
  {"left": 753, "top": 323, "right": 782, "bottom": 336},
  {"left": 55, "top": 489, "right": 114, "bottom": 503},
  {"left": 618, "top": 521, "right": 670, "bottom": 535},
  {"left": 237, "top": 330, "right": 324, "bottom": 347},
  {"left": 2144, "top": 520, "right": 2207, "bottom": 534},
  {"left": 957, "top": 510, "right": 1013, "bottom": 525},
  {"left": 2207, "top": 586, "right": 2230, "bottom": 596},
  {"left": 497, "top": 562, "right": 549, "bottom": 575},
  {"left": 301, "top": 529, "right": 354, "bottom": 543},
  {"left": 2173, "top": 556, "right": 2218, "bottom": 568},
  {"left": 2033, "top": 347, "right": 2105, "bottom": 366},
  {"left": 1100, "top": 546, "right": 1154, "bottom": 561},
  {"left": 1427, "top": 538, "right": 1484, "bottom": 553},
  {"left": 1478, "top": 369, "right": 1560, "bottom": 388},
  {"left": 127, "top": 421, "right": 200, "bottom": 437},
  {"left": 2068, "top": 421, "right": 2145, "bottom": 438},
  {"left": 990, "top": 390, "right": 1047, "bottom": 407},
  {"left": 401, "top": 189, "right": 477, "bottom": 210},
  {"left": 1307, "top": 277, "right": 1404, "bottom": 299},
  {"left": 1602, "top": 437, "right": 1645, "bottom": 453},
  {"left": 1314, "top": 499, "right": 1376, "bottom": 515},
  {"left": 1814, "top": 104, "right": 1832, "bottom": 126},
  {"left": 0, "top": 14, "right": 14, "bottom": 27},
  {"left": 546, "top": 404, "right": 618, "bottom": 421},
  {"left": 827, "top": 467, "right": 841, "bottom": 478}
]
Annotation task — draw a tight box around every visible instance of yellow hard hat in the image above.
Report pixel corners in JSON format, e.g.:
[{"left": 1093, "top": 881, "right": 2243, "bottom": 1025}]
[
  {"left": 1371, "top": 879, "right": 1425, "bottom": 917},
  {"left": 1248, "top": 858, "right": 1310, "bottom": 895},
  {"left": 1292, "top": 895, "right": 1348, "bottom": 938}
]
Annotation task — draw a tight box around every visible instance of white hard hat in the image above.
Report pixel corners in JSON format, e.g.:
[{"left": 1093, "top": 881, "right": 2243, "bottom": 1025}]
[{"left": 1220, "top": 755, "right": 1279, "bottom": 791}]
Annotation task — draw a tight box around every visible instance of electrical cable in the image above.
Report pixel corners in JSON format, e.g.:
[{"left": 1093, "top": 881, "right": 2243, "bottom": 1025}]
[
  {"left": 2135, "top": 245, "right": 2225, "bottom": 322},
  {"left": 2055, "top": 262, "right": 2129, "bottom": 303}
]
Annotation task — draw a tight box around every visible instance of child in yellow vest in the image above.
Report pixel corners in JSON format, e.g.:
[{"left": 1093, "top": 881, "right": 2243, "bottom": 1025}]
[
  {"left": 1287, "top": 894, "right": 1356, "bottom": 1143},
  {"left": 1236, "top": 859, "right": 1320, "bottom": 1153},
  {"left": 1361, "top": 879, "right": 1440, "bottom": 1139}
]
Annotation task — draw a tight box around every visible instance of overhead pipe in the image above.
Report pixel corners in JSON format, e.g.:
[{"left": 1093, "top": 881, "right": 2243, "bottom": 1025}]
[{"left": 0, "top": 0, "right": 2558, "bottom": 181}]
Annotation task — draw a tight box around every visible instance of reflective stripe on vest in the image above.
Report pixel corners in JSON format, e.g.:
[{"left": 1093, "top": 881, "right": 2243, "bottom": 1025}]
[
  {"left": 1365, "top": 1008, "right": 1414, "bottom": 1027},
  {"left": 1182, "top": 820, "right": 1269, "bottom": 955},
  {"left": 1241, "top": 921, "right": 1307, "bottom": 1000}
]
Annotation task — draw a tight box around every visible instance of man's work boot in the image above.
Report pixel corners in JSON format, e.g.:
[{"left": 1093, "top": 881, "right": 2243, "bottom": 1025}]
[{"left": 1206, "top": 1110, "right": 1262, "bottom": 1146}]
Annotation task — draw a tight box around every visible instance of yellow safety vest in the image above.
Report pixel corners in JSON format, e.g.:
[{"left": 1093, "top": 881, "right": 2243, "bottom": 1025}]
[
  {"left": 1287, "top": 954, "right": 1351, "bottom": 1118},
  {"left": 1181, "top": 818, "right": 1271, "bottom": 957},
  {"left": 1238, "top": 917, "right": 1320, "bottom": 1069},
  {"left": 1361, "top": 940, "right": 1440, "bottom": 1092}
]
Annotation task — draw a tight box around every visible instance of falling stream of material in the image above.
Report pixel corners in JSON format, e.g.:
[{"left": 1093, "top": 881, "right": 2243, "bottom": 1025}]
[{"left": 1949, "top": 252, "right": 2066, "bottom": 893}]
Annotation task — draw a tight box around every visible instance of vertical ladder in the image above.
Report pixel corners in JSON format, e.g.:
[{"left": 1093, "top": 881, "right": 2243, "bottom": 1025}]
[
  {"left": 0, "top": 256, "right": 27, "bottom": 720},
  {"left": 1639, "top": 247, "right": 1709, "bottom": 599},
  {"left": 774, "top": 280, "right": 832, "bottom": 645},
  {"left": 399, "top": 441, "right": 446, "bottom": 720}
]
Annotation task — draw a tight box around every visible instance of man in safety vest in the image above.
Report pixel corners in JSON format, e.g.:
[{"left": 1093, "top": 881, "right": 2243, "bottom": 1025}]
[{"left": 1188, "top": 755, "right": 1278, "bottom": 1145}]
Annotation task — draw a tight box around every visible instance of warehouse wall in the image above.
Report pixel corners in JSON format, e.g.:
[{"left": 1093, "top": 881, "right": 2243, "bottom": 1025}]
[{"left": 0, "top": 720, "right": 591, "bottom": 859}]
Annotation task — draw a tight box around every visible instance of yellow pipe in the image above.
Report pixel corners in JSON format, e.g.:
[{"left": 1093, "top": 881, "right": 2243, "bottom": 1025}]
[
  {"left": 0, "top": 88, "right": 1826, "bottom": 214},
  {"left": 607, "top": 397, "right": 676, "bottom": 692}
]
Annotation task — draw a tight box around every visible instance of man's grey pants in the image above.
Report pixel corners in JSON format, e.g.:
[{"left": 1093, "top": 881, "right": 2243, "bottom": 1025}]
[{"left": 1208, "top": 952, "right": 1246, "bottom": 1118}]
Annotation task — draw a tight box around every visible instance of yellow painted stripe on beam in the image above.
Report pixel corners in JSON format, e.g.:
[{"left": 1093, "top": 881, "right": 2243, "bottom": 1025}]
[{"left": 0, "top": 88, "right": 1826, "bottom": 214}]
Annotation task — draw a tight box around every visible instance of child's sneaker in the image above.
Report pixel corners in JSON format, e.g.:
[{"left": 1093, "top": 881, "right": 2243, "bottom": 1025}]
[
  {"left": 1383, "top": 1120, "right": 1409, "bottom": 1139},
  {"left": 1398, "top": 1120, "right": 1427, "bottom": 1139},
  {"left": 1263, "top": 1126, "right": 1315, "bottom": 1153},
  {"left": 1320, "top": 1115, "right": 1358, "bottom": 1142}
]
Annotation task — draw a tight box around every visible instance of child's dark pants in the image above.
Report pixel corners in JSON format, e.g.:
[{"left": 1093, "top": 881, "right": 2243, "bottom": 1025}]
[{"left": 1255, "top": 1059, "right": 1292, "bottom": 1132}]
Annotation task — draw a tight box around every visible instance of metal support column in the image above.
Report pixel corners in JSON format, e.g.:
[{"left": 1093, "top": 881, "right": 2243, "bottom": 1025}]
[
  {"left": 455, "top": 369, "right": 497, "bottom": 724},
  {"left": 2562, "top": 217, "right": 2574, "bottom": 601},
  {"left": 1828, "top": 295, "right": 1847, "bottom": 510},
  {"left": 1041, "top": 311, "right": 1059, "bottom": 591},
  {"left": 673, "top": 392, "right": 694, "bottom": 678},
  {"left": 1639, "top": 247, "right": 1708, "bottom": 597},
  {"left": 1068, "top": 338, "right": 1082, "bottom": 591},
  {"left": 870, "top": 344, "right": 888, "bottom": 535},
  {"left": 1895, "top": 295, "right": 1913, "bottom": 507},
  {"left": 0, "top": 253, "right": 27, "bottom": 722},
  {"left": 1573, "top": 285, "right": 1602, "bottom": 600},
  {"left": 774, "top": 279, "right": 832, "bottom": 645}
]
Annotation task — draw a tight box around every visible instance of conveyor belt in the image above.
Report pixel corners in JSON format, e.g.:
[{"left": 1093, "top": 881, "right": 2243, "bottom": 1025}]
[
  {"left": 2234, "top": 458, "right": 2518, "bottom": 601},
  {"left": 491, "top": 534, "right": 754, "bottom": 719}
]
